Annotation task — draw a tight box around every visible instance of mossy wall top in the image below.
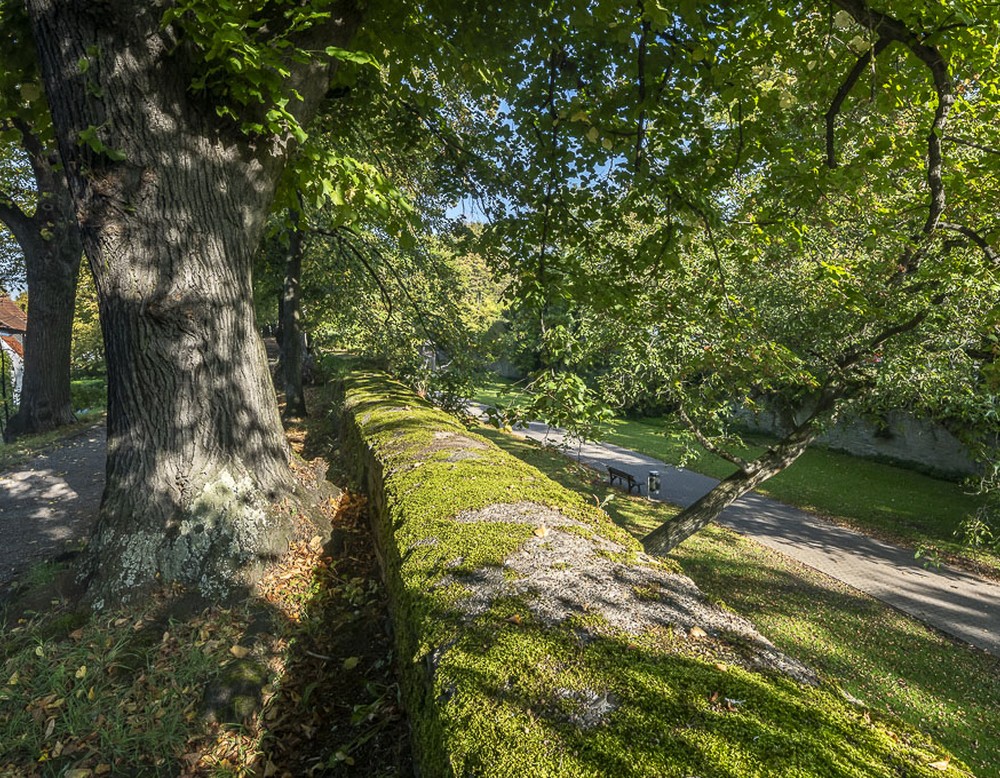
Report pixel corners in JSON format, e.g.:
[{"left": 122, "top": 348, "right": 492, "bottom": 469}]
[{"left": 340, "top": 370, "right": 958, "bottom": 778}]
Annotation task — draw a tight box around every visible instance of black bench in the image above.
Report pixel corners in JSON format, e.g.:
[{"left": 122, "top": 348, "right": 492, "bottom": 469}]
[{"left": 607, "top": 465, "right": 642, "bottom": 495}]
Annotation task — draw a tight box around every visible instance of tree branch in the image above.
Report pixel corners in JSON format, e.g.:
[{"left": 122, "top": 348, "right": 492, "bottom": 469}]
[
  {"left": 677, "top": 405, "right": 752, "bottom": 471},
  {"left": 943, "top": 134, "right": 1000, "bottom": 156},
  {"left": 825, "top": 37, "right": 893, "bottom": 168},
  {"left": 0, "top": 197, "right": 36, "bottom": 247},
  {"left": 311, "top": 226, "right": 395, "bottom": 325},
  {"left": 833, "top": 0, "right": 955, "bottom": 243},
  {"left": 938, "top": 222, "right": 999, "bottom": 264}
]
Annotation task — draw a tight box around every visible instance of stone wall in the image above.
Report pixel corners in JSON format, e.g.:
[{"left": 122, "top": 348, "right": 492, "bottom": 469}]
[
  {"left": 337, "top": 369, "right": 954, "bottom": 776},
  {"left": 740, "top": 409, "right": 979, "bottom": 478}
]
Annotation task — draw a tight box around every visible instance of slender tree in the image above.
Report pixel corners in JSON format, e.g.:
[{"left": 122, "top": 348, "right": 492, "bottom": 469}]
[{"left": 0, "top": 1, "right": 83, "bottom": 440}]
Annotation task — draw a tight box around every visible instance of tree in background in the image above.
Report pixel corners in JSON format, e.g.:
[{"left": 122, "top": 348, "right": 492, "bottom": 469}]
[{"left": 0, "top": 1, "right": 83, "bottom": 441}]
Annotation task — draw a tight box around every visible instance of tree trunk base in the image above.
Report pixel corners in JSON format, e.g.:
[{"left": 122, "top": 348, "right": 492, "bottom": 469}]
[
  {"left": 78, "top": 466, "right": 301, "bottom": 607},
  {"left": 3, "top": 403, "right": 77, "bottom": 443}
]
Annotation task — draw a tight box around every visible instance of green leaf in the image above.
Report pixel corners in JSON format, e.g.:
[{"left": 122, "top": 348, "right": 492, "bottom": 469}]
[{"left": 324, "top": 46, "right": 378, "bottom": 67}]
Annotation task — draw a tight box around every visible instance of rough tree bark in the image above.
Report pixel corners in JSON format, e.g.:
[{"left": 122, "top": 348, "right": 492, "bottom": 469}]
[
  {"left": 279, "top": 211, "right": 308, "bottom": 419},
  {"left": 0, "top": 128, "right": 83, "bottom": 442},
  {"left": 25, "top": 0, "right": 358, "bottom": 604},
  {"left": 643, "top": 399, "right": 835, "bottom": 556}
]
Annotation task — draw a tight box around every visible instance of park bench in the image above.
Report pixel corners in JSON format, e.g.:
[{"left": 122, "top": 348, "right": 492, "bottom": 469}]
[{"left": 607, "top": 465, "right": 642, "bottom": 494}]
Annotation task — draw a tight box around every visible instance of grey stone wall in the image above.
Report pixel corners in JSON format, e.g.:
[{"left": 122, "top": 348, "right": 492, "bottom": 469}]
[{"left": 740, "top": 409, "right": 978, "bottom": 478}]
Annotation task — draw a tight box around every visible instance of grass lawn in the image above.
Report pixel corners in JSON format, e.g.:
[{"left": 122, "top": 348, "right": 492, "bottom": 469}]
[
  {"left": 476, "top": 425, "right": 1000, "bottom": 778},
  {"left": 472, "top": 378, "right": 997, "bottom": 576}
]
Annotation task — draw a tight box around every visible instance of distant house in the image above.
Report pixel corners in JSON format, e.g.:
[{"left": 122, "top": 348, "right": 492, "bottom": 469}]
[{"left": 0, "top": 294, "right": 26, "bottom": 402}]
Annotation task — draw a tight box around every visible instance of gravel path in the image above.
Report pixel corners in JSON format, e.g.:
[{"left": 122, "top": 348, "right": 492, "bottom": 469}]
[
  {"left": 496, "top": 413, "right": 1000, "bottom": 658},
  {"left": 0, "top": 425, "right": 105, "bottom": 588}
]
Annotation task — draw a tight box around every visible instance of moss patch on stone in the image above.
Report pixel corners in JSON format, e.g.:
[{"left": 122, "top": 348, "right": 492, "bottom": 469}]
[{"left": 339, "top": 368, "right": 961, "bottom": 777}]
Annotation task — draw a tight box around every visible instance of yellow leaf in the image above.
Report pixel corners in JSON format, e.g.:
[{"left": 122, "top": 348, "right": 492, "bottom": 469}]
[
  {"left": 95, "top": 765, "right": 112, "bottom": 775},
  {"left": 342, "top": 656, "right": 360, "bottom": 670},
  {"left": 87, "top": 686, "right": 95, "bottom": 701},
  {"left": 533, "top": 524, "right": 549, "bottom": 538},
  {"left": 75, "top": 665, "right": 87, "bottom": 680},
  {"left": 229, "top": 645, "right": 250, "bottom": 659},
  {"left": 928, "top": 758, "right": 951, "bottom": 771},
  {"left": 7, "top": 672, "right": 18, "bottom": 686},
  {"left": 34, "top": 646, "right": 45, "bottom": 658},
  {"left": 65, "top": 770, "right": 92, "bottom": 778}
]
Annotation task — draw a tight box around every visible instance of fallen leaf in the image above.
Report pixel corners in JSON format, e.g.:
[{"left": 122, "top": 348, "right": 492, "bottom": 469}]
[
  {"left": 44, "top": 716, "right": 56, "bottom": 738},
  {"left": 928, "top": 758, "right": 951, "bottom": 771},
  {"left": 342, "top": 656, "right": 359, "bottom": 670},
  {"left": 65, "top": 770, "right": 92, "bottom": 778},
  {"left": 7, "top": 672, "right": 18, "bottom": 686},
  {"left": 75, "top": 665, "right": 87, "bottom": 680},
  {"left": 506, "top": 614, "right": 523, "bottom": 625},
  {"left": 95, "top": 765, "right": 112, "bottom": 776},
  {"left": 688, "top": 626, "right": 708, "bottom": 639},
  {"left": 68, "top": 628, "right": 85, "bottom": 642},
  {"left": 229, "top": 645, "right": 250, "bottom": 659},
  {"left": 533, "top": 524, "right": 549, "bottom": 537}
]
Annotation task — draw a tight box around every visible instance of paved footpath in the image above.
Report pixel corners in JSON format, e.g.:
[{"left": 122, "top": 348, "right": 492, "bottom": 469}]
[
  {"left": 498, "top": 415, "right": 1000, "bottom": 658},
  {"left": 0, "top": 426, "right": 105, "bottom": 588}
]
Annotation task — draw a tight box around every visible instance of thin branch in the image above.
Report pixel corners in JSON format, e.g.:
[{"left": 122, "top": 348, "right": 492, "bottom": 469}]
[
  {"left": 635, "top": 13, "right": 649, "bottom": 175},
  {"left": 825, "top": 37, "right": 893, "bottom": 168},
  {"left": 942, "top": 134, "right": 1000, "bottom": 156},
  {"left": 677, "top": 405, "right": 752, "bottom": 471},
  {"left": 938, "top": 222, "right": 999, "bottom": 263},
  {"left": 833, "top": 0, "right": 955, "bottom": 243},
  {"left": 311, "top": 226, "right": 395, "bottom": 325}
]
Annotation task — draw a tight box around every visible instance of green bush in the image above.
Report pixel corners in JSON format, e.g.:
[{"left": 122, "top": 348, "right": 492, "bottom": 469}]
[{"left": 71, "top": 378, "right": 106, "bottom": 411}]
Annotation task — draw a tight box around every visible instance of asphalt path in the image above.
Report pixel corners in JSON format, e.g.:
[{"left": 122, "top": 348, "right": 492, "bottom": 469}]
[{"left": 0, "top": 425, "right": 105, "bottom": 588}]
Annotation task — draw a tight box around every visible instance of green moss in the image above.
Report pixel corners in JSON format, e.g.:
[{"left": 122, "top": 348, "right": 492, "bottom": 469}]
[{"left": 338, "top": 367, "right": 962, "bottom": 778}]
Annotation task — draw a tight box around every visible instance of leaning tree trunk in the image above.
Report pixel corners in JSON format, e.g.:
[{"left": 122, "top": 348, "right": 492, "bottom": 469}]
[
  {"left": 280, "top": 213, "right": 308, "bottom": 419},
  {"left": 26, "top": 0, "right": 357, "bottom": 604},
  {"left": 3, "top": 222, "right": 82, "bottom": 441},
  {"left": 642, "top": 421, "right": 821, "bottom": 556}
]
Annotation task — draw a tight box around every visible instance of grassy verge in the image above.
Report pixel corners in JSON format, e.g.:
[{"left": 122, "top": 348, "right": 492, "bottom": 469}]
[
  {"left": 0, "top": 387, "right": 410, "bottom": 777},
  {"left": 476, "top": 425, "right": 1000, "bottom": 778},
  {"left": 473, "top": 379, "right": 996, "bottom": 577}
]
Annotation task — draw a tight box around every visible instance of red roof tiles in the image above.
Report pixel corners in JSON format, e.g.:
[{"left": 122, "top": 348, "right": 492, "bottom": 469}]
[
  {"left": 1, "top": 334, "right": 23, "bottom": 358},
  {"left": 0, "top": 295, "right": 27, "bottom": 333}
]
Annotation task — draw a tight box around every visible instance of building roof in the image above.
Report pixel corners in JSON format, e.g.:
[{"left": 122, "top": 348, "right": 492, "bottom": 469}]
[
  {"left": 0, "top": 334, "right": 23, "bottom": 358},
  {"left": 0, "top": 295, "right": 27, "bottom": 333}
]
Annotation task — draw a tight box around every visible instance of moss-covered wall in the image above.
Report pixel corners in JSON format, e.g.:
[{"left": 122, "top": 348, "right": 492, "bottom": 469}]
[{"left": 340, "top": 370, "right": 959, "bottom": 778}]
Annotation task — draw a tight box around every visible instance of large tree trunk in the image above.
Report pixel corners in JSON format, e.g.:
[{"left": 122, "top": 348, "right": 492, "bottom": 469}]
[
  {"left": 3, "top": 223, "right": 82, "bottom": 441},
  {"left": 642, "top": 421, "right": 821, "bottom": 556},
  {"left": 280, "top": 213, "right": 308, "bottom": 419},
  {"left": 26, "top": 0, "right": 357, "bottom": 604}
]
